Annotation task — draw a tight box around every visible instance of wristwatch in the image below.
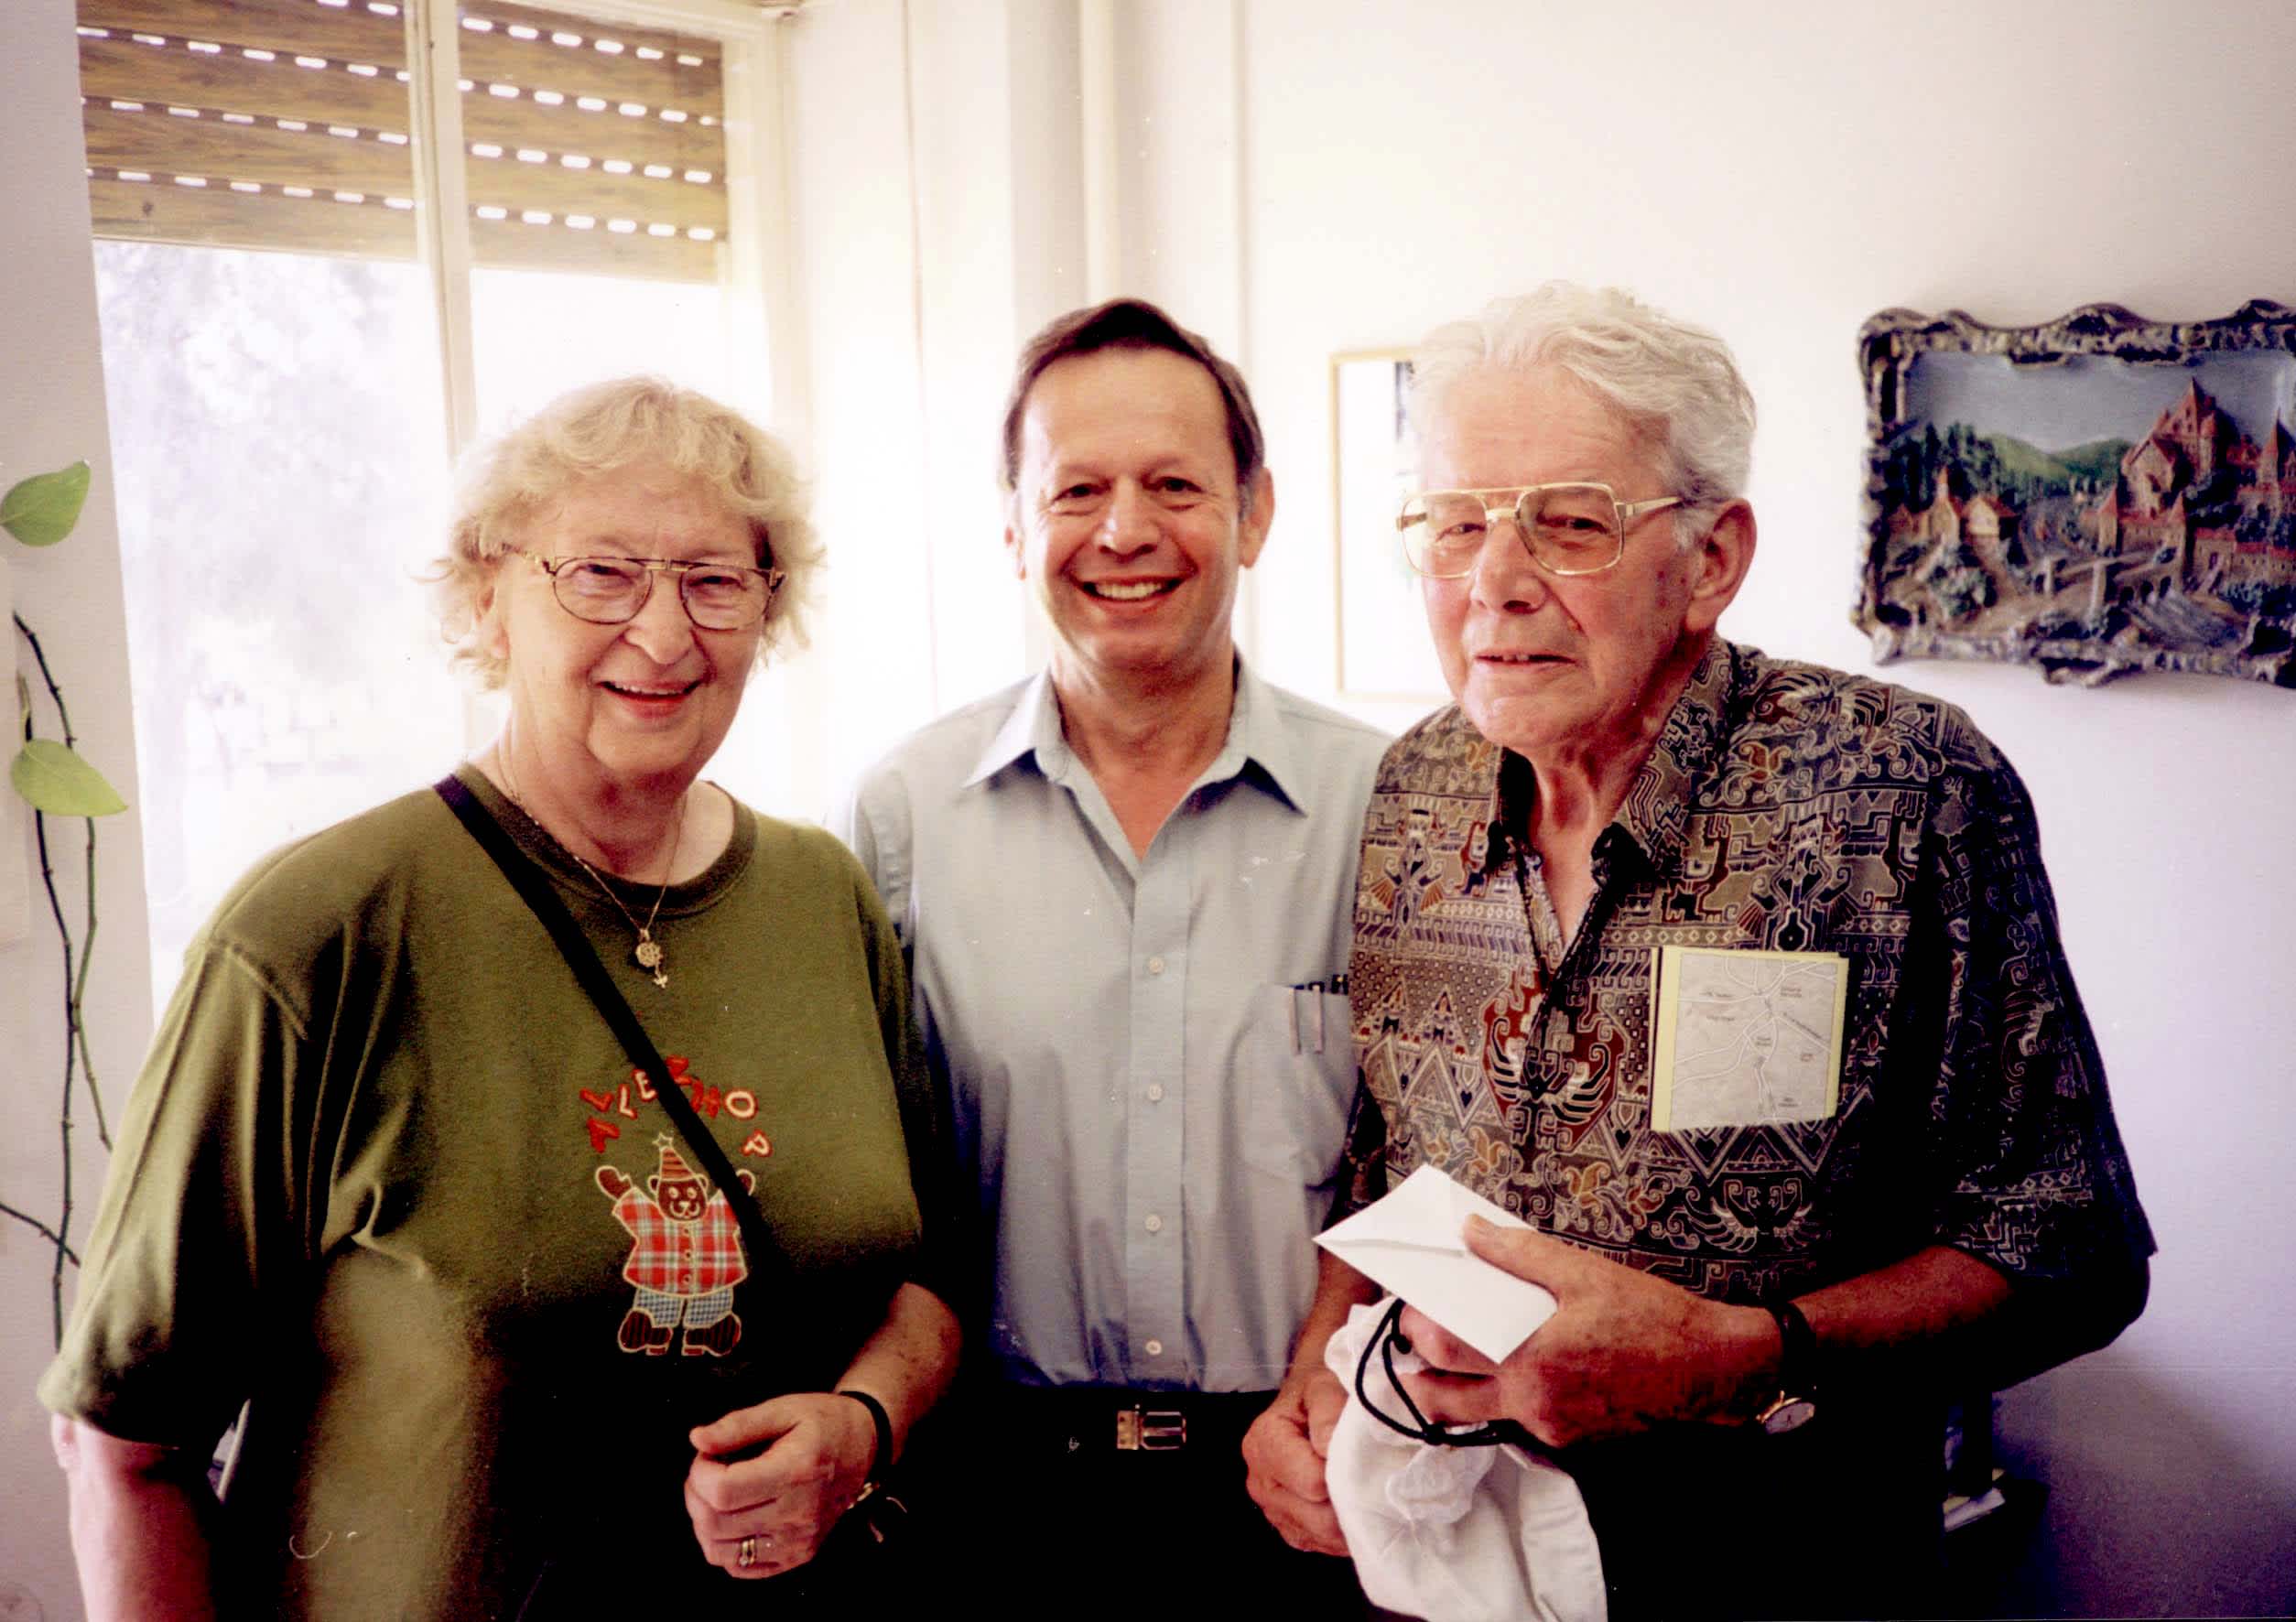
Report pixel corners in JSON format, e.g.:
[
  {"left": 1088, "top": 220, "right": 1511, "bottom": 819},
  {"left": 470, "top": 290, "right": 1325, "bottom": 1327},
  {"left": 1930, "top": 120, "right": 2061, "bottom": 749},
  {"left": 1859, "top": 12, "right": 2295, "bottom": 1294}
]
[
  {"left": 1754, "top": 1300, "right": 1819, "bottom": 1436},
  {"left": 837, "top": 1388, "right": 894, "bottom": 1506}
]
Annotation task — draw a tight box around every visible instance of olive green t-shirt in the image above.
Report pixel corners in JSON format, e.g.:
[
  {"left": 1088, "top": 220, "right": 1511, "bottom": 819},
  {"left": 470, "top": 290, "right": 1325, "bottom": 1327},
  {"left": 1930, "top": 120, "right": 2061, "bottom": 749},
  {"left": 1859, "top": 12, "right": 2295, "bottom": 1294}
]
[{"left": 40, "top": 769, "right": 945, "bottom": 1617}]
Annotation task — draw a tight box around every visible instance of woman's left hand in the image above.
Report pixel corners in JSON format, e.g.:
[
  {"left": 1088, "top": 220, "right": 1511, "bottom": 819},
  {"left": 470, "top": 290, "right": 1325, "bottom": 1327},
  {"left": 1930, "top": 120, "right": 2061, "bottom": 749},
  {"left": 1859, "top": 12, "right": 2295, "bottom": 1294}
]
[{"left": 685, "top": 1392, "right": 878, "bottom": 1579}]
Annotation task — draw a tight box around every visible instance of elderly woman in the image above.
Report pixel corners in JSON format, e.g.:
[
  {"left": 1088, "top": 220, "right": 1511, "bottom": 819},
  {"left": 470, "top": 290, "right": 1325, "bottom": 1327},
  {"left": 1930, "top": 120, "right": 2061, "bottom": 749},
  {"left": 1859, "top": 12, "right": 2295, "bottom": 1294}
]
[{"left": 42, "top": 378, "right": 959, "bottom": 1617}]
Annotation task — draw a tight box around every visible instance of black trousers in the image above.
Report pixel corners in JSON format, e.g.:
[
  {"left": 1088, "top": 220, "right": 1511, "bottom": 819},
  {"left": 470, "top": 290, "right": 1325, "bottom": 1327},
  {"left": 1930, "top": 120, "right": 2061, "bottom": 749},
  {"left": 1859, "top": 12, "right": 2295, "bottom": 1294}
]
[
  {"left": 1565, "top": 1403, "right": 1947, "bottom": 1620},
  {"left": 904, "top": 1383, "right": 1371, "bottom": 1621}
]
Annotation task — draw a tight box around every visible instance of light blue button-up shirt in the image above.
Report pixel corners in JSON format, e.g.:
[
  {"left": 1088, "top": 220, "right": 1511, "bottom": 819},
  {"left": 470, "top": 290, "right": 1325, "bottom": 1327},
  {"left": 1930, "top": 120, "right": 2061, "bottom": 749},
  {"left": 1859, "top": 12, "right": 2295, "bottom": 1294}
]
[{"left": 832, "top": 661, "right": 1388, "bottom": 1391}]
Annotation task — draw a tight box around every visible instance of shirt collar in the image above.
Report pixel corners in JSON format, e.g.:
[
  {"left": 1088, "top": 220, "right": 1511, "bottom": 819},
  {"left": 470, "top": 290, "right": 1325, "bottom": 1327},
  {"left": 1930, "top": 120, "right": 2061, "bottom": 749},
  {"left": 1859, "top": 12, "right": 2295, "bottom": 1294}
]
[
  {"left": 1223, "top": 657, "right": 1311, "bottom": 813},
  {"left": 960, "top": 655, "right": 1307, "bottom": 812},
  {"left": 1609, "top": 636, "right": 1738, "bottom": 872},
  {"left": 964, "top": 667, "right": 1064, "bottom": 788},
  {"left": 1479, "top": 635, "right": 1740, "bottom": 878}
]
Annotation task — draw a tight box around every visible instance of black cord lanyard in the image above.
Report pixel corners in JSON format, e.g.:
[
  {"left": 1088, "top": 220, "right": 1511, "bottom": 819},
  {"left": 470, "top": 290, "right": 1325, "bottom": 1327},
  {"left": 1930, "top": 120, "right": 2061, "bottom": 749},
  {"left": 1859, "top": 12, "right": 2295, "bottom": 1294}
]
[{"left": 1352, "top": 1296, "right": 1543, "bottom": 1453}]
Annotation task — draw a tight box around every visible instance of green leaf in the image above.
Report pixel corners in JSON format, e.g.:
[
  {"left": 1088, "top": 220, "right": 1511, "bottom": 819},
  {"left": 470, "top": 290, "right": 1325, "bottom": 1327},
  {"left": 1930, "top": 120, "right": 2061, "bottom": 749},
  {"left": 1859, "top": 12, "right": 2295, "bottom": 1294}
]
[
  {"left": 2, "top": 461, "right": 92, "bottom": 547},
  {"left": 10, "top": 740, "right": 126, "bottom": 816}
]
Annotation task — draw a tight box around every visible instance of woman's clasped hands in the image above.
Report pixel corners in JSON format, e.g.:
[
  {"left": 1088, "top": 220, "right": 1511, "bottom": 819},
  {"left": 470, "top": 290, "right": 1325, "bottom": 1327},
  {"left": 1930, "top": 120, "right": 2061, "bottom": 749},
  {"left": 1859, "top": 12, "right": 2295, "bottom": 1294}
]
[{"left": 684, "top": 1391, "right": 881, "bottom": 1579}]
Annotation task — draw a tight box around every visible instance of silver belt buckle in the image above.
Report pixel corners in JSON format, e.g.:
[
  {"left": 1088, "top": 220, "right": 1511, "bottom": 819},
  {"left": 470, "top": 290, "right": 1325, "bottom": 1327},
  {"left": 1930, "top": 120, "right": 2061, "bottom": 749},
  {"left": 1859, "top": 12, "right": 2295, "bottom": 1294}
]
[{"left": 1114, "top": 1405, "right": 1187, "bottom": 1452}]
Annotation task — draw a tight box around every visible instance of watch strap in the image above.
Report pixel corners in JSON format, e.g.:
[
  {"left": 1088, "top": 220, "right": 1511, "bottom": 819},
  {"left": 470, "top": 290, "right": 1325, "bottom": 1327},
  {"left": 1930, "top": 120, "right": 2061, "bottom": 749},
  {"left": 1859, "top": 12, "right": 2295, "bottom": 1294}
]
[
  {"left": 1768, "top": 1299, "right": 1818, "bottom": 1398},
  {"left": 838, "top": 1388, "right": 894, "bottom": 1499}
]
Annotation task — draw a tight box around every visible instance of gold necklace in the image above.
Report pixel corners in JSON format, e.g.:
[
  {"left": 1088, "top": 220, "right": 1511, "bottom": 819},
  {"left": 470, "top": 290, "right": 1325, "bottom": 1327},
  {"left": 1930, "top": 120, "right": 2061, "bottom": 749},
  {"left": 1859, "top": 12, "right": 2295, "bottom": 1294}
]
[{"left": 496, "top": 749, "right": 686, "bottom": 990}]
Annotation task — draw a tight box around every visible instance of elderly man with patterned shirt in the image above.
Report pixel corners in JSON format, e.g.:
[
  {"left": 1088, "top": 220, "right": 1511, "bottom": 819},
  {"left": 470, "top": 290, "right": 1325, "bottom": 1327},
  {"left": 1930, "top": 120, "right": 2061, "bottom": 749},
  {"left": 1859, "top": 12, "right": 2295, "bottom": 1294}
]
[
  {"left": 834, "top": 297, "right": 1388, "bottom": 1610},
  {"left": 1255, "top": 284, "right": 2153, "bottom": 1618}
]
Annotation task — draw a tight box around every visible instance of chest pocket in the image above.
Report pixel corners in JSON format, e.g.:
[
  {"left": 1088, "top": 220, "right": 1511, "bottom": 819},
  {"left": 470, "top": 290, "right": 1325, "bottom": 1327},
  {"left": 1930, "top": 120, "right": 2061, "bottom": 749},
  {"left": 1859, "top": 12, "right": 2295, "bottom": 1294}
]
[{"left": 1235, "top": 983, "right": 1356, "bottom": 1185}]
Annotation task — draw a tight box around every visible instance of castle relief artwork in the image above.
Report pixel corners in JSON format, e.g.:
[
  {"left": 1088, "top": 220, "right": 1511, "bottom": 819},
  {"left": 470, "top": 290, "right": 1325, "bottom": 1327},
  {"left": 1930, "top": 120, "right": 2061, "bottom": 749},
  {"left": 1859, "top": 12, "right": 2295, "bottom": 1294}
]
[{"left": 1857, "top": 302, "right": 2296, "bottom": 687}]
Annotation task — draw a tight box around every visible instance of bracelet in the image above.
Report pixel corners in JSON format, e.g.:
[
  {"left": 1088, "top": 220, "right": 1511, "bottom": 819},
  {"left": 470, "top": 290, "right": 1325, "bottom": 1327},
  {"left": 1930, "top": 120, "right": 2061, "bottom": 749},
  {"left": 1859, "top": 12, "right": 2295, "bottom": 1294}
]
[{"left": 836, "top": 1388, "right": 894, "bottom": 1502}]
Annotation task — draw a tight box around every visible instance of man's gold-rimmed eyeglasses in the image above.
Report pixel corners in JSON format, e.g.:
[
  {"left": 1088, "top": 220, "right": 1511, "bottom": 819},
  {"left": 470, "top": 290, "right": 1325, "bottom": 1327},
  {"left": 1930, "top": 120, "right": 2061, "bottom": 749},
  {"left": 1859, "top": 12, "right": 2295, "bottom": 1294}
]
[
  {"left": 1396, "top": 483, "right": 1684, "bottom": 579},
  {"left": 514, "top": 551, "right": 785, "bottom": 631}
]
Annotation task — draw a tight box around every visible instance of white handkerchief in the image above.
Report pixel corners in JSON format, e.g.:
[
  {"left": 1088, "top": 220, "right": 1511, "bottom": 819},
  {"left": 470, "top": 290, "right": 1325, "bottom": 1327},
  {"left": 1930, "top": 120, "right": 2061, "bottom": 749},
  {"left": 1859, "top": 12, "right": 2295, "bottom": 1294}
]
[
  {"left": 1325, "top": 1301, "right": 1607, "bottom": 1622},
  {"left": 1316, "top": 1164, "right": 1558, "bottom": 1362}
]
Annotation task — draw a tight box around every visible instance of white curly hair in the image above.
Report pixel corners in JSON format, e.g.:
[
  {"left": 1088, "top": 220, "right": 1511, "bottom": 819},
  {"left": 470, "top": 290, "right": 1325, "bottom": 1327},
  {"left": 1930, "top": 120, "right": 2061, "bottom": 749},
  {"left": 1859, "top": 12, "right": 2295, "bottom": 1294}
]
[{"left": 432, "top": 376, "right": 818, "bottom": 687}]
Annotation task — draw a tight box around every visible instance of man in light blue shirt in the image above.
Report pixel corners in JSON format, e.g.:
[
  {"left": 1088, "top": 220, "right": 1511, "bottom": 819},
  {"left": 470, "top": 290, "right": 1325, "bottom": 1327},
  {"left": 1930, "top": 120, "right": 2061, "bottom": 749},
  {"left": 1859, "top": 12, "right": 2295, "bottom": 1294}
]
[{"left": 833, "top": 298, "right": 1385, "bottom": 1606}]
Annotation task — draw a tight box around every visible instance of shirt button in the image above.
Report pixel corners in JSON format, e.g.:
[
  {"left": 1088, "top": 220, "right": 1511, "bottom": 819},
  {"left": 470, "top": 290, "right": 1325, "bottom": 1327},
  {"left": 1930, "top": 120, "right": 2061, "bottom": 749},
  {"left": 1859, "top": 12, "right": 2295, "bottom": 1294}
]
[
  {"left": 1146, "top": 1083, "right": 1165, "bottom": 1103},
  {"left": 1144, "top": 1338, "right": 1164, "bottom": 1357},
  {"left": 1144, "top": 1214, "right": 1164, "bottom": 1234},
  {"left": 1146, "top": 955, "right": 1166, "bottom": 976}
]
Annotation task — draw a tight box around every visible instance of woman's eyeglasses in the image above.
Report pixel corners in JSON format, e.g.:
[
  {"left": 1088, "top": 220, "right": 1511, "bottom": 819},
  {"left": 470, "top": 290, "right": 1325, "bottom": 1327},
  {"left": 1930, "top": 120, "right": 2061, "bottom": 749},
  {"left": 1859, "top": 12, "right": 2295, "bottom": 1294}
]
[{"left": 514, "top": 551, "right": 784, "bottom": 631}]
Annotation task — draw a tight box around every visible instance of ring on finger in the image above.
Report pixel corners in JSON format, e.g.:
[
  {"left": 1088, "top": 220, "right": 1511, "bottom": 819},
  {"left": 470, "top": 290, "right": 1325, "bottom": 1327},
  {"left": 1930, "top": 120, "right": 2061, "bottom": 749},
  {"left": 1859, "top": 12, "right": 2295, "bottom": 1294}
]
[{"left": 738, "top": 1535, "right": 757, "bottom": 1569}]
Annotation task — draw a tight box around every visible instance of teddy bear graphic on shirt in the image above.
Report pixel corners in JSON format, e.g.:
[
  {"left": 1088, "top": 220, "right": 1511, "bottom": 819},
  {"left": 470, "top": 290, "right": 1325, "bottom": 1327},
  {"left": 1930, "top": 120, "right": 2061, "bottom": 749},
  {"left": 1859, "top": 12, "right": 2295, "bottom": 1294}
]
[{"left": 596, "top": 1134, "right": 753, "bottom": 1357}]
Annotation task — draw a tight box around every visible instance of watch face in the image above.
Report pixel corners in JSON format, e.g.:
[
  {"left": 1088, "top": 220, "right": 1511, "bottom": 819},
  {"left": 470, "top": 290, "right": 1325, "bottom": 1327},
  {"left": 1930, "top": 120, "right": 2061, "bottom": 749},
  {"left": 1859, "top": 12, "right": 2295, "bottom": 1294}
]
[{"left": 1760, "top": 1396, "right": 1818, "bottom": 1436}]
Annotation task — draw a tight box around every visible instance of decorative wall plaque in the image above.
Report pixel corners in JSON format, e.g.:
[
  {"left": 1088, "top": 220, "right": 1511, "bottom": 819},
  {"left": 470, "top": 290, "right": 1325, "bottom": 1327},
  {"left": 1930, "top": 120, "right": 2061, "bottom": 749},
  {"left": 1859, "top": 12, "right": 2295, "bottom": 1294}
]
[{"left": 1855, "top": 301, "right": 2296, "bottom": 687}]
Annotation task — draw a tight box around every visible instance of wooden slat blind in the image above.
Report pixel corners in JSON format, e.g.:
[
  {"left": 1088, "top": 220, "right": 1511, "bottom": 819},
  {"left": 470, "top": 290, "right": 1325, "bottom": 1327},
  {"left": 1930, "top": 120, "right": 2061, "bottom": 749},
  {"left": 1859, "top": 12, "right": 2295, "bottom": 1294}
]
[{"left": 77, "top": 0, "right": 730, "bottom": 283}]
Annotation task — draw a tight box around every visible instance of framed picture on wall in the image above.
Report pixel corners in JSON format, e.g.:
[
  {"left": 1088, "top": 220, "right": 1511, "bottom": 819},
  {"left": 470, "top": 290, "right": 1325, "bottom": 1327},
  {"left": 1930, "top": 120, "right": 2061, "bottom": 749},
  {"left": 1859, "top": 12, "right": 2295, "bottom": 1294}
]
[
  {"left": 1855, "top": 299, "right": 2296, "bottom": 687},
  {"left": 1331, "top": 350, "right": 1447, "bottom": 700}
]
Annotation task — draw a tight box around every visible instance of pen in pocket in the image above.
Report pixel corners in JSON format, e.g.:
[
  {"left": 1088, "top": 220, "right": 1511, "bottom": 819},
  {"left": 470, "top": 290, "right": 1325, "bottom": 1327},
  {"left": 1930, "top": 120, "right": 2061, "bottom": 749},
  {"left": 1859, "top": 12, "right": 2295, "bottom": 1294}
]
[{"left": 1285, "top": 976, "right": 1348, "bottom": 1054}]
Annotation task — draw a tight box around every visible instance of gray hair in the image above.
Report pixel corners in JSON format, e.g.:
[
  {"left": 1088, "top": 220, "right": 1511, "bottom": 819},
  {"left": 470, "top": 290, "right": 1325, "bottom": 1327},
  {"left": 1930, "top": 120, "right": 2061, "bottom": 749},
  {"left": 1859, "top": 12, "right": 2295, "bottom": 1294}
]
[
  {"left": 1408, "top": 283, "right": 1756, "bottom": 545},
  {"left": 432, "top": 376, "right": 818, "bottom": 687}
]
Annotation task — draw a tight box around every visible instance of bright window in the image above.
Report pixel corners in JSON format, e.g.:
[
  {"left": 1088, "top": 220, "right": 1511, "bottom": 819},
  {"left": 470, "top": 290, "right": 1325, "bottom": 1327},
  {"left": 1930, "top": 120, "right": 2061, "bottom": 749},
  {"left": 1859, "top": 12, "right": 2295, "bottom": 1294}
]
[
  {"left": 95, "top": 243, "right": 458, "bottom": 998},
  {"left": 77, "top": 0, "right": 786, "bottom": 1007}
]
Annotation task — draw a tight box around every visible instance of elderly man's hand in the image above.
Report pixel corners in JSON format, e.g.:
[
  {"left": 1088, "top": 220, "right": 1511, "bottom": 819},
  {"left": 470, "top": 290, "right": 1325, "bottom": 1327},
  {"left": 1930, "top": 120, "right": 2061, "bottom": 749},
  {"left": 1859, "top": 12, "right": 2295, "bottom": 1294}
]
[
  {"left": 1396, "top": 1216, "right": 1778, "bottom": 1448},
  {"left": 684, "top": 1393, "right": 879, "bottom": 1579},
  {"left": 1242, "top": 1371, "right": 1351, "bottom": 1556}
]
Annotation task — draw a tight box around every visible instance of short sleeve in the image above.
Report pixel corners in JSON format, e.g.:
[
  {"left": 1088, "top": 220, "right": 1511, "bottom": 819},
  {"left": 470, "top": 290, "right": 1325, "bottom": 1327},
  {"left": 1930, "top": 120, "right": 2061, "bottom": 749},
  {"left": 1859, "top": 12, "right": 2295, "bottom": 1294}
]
[
  {"left": 1921, "top": 754, "right": 2154, "bottom": 1287},
  {"left": 827, "top": 770, "right": 912, "bottom": 953},
  {"left": 850, "top": 859, "right": 961, "bottom": 1309},
  {"left": 38, "top": 942, "right": 317, "bottom": 1449}
]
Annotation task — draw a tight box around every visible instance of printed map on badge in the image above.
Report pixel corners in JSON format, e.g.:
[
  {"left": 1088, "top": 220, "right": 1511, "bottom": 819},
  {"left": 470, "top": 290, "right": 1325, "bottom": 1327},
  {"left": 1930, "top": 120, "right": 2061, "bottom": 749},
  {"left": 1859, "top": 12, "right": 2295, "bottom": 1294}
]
[{"left": 1650, "top": 946, "right": 1849, "bottom": 1132}]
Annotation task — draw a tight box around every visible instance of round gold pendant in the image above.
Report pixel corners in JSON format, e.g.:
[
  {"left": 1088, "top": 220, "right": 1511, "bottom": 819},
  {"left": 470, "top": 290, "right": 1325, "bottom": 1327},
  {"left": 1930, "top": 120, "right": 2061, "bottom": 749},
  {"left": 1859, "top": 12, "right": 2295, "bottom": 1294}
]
[{"left": 634, "top": 938, "right": 665, "bottom": 970}]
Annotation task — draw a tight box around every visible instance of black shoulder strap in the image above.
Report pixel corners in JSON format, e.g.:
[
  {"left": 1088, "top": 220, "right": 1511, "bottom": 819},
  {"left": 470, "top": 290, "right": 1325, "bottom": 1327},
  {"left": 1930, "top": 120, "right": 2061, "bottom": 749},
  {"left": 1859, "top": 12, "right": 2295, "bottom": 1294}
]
[{"left": 434, "top": 773, "right": 788, "bottom": 1292}]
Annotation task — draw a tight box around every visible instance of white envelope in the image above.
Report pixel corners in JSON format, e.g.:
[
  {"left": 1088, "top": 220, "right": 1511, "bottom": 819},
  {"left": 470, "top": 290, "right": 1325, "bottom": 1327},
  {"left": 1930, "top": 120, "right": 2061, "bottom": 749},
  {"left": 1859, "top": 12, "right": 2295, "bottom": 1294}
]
[{"left": 1316, "top": 1164, "right": 1559, "bottom": 1363}]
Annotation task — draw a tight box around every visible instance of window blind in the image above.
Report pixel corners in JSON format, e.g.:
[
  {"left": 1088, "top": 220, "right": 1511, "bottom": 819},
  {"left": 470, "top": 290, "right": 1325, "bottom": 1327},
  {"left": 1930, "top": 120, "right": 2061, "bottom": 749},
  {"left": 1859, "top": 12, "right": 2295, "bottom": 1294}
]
[{"left": 78, "top": 0, "right": 730, "bottom": 282}]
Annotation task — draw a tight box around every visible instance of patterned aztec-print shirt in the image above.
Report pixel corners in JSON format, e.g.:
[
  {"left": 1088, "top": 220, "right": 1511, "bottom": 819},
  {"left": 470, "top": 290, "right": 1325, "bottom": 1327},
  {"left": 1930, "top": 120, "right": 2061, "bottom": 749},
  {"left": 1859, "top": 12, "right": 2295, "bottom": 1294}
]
[{"left": 1340, "top": 639, "right": 2152, "bottom": 1303}]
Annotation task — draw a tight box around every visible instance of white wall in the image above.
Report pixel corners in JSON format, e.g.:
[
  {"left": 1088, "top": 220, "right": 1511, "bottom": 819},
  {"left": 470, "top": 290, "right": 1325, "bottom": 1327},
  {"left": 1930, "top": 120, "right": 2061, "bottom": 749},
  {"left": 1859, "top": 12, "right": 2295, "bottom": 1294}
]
[
  {"left": 791, "top": 1, "right": 2296, "bottom": 1614},
  {"left": 0, "top": 2, "right": 156, "bottom": 1617},
  {"left": 776, "top": 0, "right": 1099, "bottom": 805}
]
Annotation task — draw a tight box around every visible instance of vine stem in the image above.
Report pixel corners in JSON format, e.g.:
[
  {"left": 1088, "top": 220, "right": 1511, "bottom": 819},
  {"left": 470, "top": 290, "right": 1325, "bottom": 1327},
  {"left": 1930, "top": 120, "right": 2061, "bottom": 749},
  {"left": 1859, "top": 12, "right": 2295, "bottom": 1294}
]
[
  {"left": 16, "top": 615, "right": 111, "bottom": 1143},
  {"left": 29, "top": 795, "right": 75, "bottom": 1346},
  {"left": 13, "top": 611, "right": 105, "bottom": 1347},
  {"left": 0, "top": 1200, "right": 81, "bottom": 1265}
]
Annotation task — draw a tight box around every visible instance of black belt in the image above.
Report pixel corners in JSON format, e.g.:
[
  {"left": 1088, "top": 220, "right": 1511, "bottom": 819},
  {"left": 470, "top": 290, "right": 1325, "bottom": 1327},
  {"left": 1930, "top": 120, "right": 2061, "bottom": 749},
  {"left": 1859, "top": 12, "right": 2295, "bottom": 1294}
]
[{"left": 989, "top": 1385, "right": 1277, "bottom": 1457}]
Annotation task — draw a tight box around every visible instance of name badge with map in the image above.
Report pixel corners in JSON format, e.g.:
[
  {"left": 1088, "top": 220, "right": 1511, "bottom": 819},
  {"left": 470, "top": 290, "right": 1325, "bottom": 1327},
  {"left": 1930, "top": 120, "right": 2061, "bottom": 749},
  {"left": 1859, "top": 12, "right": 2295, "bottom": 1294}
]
[{"left": 1648, "top": 946, "right": 1850, "bottom": 1132}]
